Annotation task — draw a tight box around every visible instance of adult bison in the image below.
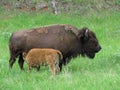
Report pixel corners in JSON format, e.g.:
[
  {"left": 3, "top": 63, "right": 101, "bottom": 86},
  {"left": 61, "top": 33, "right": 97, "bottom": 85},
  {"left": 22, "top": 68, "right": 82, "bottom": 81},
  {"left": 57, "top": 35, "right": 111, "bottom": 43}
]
[{"left": 9, "top": 24, "right": 101, "bottom": 71}]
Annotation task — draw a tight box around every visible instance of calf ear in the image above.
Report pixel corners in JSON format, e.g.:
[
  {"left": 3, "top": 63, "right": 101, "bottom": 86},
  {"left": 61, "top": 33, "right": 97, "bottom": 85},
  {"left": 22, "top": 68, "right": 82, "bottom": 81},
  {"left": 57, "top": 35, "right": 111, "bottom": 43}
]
[{"left": 78, "top": 27, "right": 89, "bottom": 42}]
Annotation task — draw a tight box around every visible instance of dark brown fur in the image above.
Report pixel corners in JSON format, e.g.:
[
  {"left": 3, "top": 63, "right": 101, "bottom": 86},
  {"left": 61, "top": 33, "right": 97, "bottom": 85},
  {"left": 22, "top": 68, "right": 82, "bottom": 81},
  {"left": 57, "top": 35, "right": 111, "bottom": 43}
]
[
  {"left": 23, "top": 48, "right": 63, "bottom": 77},
  {"left": 9, "top": 24, "right": 101, "bottom": 71}
]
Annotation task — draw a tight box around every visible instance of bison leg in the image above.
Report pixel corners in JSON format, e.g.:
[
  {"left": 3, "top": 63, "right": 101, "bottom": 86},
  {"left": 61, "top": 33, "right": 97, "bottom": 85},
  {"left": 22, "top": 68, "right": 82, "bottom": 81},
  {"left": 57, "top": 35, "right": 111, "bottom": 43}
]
[
  {"left": 18, "top": 53, "right": 24, "bottom": 70},
  {"left": 59, "top": 62, "right": 63, "bottom": 72},
  {"left": 9, "top": 56, "right": 16, "bottom": 69}
]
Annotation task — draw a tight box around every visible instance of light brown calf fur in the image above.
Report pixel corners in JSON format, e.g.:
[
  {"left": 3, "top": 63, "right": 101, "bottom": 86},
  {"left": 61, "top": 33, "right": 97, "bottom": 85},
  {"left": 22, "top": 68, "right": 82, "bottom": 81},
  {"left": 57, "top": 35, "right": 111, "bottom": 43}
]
[{"left": 23, "top": 48, "right": 63, "bottom": 77}]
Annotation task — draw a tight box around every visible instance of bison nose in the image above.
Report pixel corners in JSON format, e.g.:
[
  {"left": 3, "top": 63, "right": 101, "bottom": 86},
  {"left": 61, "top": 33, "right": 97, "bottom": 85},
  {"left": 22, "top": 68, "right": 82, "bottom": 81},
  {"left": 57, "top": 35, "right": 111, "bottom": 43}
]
[
  {"left": 99, "top": 45, "right": 102, "bottom": 50},
  {"left": 95, "top": 45, "right": 101, "bottom": 52}
]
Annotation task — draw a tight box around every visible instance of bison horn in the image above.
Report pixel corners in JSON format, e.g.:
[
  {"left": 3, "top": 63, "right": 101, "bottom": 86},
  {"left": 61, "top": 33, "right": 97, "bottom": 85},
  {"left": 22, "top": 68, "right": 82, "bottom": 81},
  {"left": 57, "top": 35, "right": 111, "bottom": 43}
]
[{"left": 85, "top": 29, "right": 88, "bottom": 37}]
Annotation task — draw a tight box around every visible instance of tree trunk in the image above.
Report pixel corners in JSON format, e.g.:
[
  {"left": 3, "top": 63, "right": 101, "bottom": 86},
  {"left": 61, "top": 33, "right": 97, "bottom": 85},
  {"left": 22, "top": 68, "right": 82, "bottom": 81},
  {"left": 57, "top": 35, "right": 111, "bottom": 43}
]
[{"left": 51, "top": 0, "right": 59, "bottom": 15}]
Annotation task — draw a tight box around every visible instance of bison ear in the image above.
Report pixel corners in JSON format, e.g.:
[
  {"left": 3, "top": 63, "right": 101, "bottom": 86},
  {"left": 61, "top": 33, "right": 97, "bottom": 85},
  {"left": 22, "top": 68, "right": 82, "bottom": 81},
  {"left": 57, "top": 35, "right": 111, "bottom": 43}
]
[{"left": 78, "top": 27, "right": 89, "bottom": 42}]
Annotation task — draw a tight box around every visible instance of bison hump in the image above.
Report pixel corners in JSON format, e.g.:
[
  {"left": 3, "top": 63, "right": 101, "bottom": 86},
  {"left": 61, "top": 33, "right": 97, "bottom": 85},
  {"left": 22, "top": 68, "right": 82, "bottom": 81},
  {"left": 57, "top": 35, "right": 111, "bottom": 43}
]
[{"left": 64, "top": 24, "right": 79, "bottom": 36}]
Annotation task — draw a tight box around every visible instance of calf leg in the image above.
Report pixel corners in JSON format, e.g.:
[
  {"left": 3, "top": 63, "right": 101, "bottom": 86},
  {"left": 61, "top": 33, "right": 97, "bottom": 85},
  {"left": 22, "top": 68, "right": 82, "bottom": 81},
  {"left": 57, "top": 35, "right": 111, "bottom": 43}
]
[
  {"left": 55, "top": 61, "right": 60, "bottom": 73},
  {"left": 55, "top": 65, "right": 60, "bottom": 73},
  {"left": 18, "top": 53, "right": 24, "bottom": 70},
  {"left": 28, "top": 65, "right": 32, "bottom": 72},
  {"left": 50, "top": 64, "right": 55, "bottom": 78}
]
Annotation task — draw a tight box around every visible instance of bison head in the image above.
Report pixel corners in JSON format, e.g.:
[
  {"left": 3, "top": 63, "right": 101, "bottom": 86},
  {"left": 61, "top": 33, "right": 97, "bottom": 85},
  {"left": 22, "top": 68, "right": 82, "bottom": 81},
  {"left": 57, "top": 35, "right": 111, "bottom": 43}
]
[{"left": 78, "top": 27, "right": 101, "bottom": 58}]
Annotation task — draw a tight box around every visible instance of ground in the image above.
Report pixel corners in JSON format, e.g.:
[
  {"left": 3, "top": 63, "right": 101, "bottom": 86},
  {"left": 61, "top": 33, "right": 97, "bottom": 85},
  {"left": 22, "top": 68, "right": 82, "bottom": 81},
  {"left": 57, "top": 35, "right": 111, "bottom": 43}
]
[{"left": 0, "top": 1, "right": 120, "bottom": 90}]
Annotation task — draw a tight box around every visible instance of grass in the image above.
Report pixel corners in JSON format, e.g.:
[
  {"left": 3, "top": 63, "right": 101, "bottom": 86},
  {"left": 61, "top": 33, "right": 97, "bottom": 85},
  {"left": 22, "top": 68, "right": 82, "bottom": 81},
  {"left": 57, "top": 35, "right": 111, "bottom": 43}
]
[{"left": 0, "top": 7, "right": 120, "bottom": 90}]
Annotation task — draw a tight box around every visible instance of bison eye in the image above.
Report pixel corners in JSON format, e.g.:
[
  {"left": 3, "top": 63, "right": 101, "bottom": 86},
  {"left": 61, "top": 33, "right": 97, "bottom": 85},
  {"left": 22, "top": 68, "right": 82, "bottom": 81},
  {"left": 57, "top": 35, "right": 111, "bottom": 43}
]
[
  {"left": 94, "top": 41, "right": 99, "bottom": 47},
  {"left": 90, "top": 39, "right": 98, "bottom": 46},
  {"left": 94, "top": 43, "right": 98, "bottom": 47}
]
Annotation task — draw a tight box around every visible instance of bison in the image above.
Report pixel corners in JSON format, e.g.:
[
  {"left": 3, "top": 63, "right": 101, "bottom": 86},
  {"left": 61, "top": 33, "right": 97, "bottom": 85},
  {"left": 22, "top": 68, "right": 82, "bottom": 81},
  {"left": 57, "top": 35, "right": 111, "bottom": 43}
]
[
  {"left": 9, "top": 24, "right": 101, "bottom": 71},
  {"left": 23, "top": 48, "right": 63, "bottom": 77}
]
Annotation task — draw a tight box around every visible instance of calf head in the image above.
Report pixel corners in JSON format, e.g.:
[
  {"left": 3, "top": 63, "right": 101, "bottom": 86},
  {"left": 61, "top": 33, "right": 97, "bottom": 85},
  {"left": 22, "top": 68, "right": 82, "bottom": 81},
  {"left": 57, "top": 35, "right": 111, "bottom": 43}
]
[{"left": 78, "top": 27, "right": 101, "bottom": 58}]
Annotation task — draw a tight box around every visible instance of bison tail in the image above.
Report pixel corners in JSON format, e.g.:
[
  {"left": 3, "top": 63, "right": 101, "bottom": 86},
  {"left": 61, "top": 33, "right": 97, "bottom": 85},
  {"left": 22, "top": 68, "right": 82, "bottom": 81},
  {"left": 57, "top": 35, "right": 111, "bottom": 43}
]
[{"left": 9, "top": 34, "right": 17, "bottom": 57}]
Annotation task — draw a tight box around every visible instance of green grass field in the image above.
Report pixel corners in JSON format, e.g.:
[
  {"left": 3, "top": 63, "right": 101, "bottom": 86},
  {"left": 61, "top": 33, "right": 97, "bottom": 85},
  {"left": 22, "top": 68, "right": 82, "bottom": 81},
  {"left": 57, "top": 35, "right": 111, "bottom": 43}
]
[{"left": 0, "top": 7, "right": 120, "bottom": 90}]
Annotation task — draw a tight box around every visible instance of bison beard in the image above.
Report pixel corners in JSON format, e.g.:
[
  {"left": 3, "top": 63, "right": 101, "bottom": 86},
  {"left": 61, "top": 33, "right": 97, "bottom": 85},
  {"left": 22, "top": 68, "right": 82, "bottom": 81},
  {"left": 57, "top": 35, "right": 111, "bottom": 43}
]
[{"left": 9, "top": 24, "right": 101, "bottom": 71}]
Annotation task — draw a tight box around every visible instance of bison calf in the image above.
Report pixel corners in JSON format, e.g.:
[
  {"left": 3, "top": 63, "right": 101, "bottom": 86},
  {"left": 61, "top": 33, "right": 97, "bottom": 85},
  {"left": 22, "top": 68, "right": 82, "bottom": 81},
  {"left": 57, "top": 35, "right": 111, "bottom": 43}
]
[{"left": 23, "top": 48, "right": 63, "bottom": 77}]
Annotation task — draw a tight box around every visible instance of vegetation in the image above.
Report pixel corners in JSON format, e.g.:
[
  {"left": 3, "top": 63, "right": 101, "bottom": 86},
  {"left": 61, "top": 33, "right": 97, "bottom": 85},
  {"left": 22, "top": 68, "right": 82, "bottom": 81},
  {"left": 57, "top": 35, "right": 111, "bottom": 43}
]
[{"left": 0, "top": 1, "right": 120, "bottom": 90}]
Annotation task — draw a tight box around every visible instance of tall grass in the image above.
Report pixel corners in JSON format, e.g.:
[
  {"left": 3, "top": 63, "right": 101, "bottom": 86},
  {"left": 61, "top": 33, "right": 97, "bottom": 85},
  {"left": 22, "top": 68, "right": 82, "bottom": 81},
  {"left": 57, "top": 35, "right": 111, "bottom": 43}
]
[{"left": 0, "top": 7, "right": 120, "bottom": 90}]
